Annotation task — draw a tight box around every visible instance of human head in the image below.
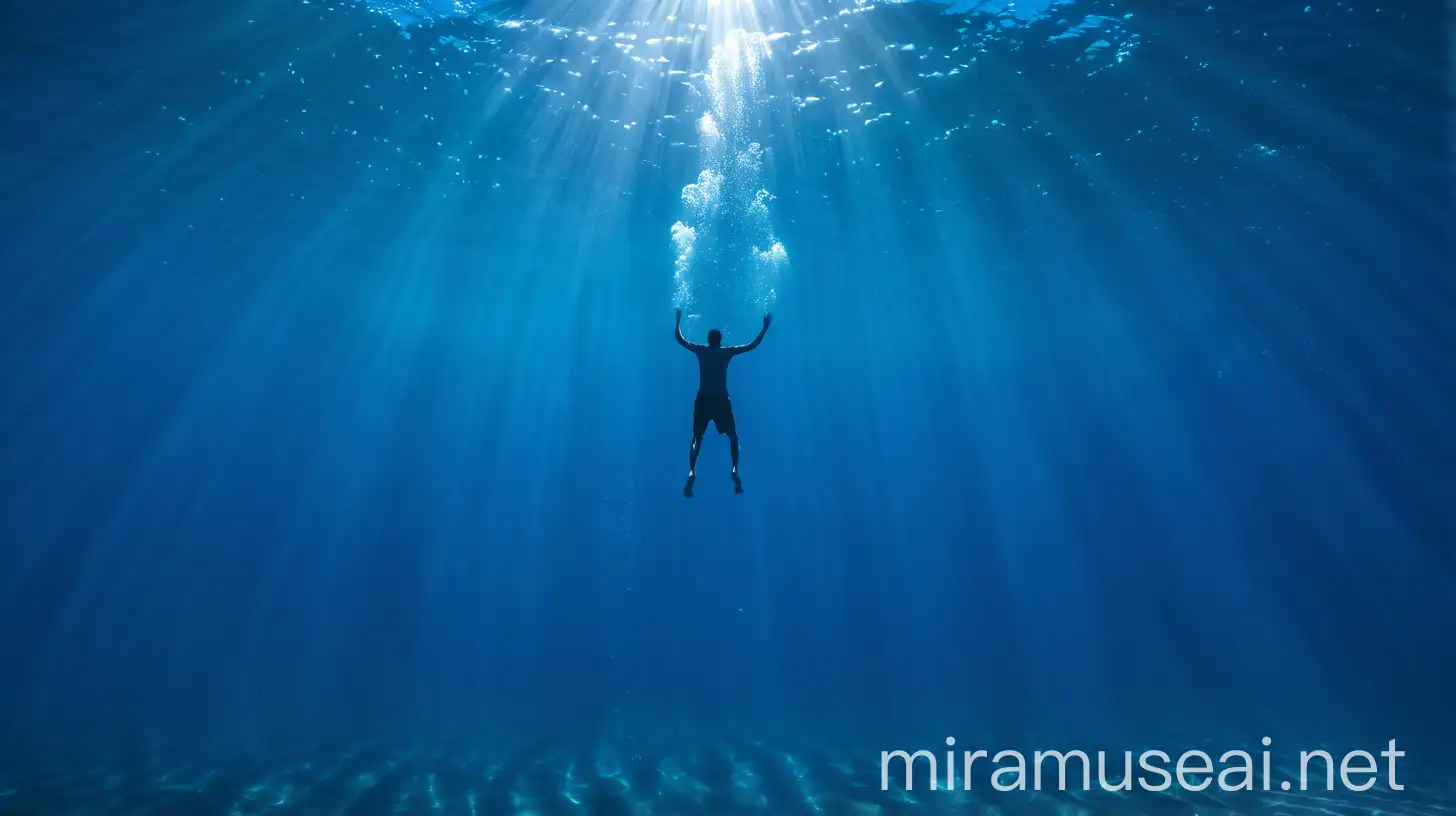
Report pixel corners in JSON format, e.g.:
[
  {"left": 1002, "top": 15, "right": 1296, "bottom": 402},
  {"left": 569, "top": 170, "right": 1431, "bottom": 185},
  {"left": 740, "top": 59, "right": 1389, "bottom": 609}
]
[{"left": 707, "top": 329, "right": 722, "bottom": 347}]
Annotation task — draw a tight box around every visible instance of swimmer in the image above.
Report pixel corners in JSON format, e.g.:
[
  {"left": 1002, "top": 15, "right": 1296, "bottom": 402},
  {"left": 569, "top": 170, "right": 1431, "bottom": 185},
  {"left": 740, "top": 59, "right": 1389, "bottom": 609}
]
[{"left": 675, "top": 308, "right": 771, "bottom": 497}]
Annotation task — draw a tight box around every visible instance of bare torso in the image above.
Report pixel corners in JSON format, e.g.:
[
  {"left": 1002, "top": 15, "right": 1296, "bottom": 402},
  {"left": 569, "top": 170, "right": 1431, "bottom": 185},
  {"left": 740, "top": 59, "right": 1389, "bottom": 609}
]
[{"left": 694, "top": 346, "right": 736, "bottom": 397}]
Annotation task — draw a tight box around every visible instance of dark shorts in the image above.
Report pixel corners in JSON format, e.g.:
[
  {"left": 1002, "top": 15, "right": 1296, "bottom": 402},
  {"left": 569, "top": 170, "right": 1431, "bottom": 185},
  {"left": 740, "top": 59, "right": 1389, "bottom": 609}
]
[{"left": 693, "top": 393, "right": 736, "bottom": 437}]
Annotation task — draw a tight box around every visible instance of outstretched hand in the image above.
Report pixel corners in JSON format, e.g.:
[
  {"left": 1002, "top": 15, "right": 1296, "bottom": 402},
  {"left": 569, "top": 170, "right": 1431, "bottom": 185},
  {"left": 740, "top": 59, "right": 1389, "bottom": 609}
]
[
  {"left": 675, "top": 308, "right": 682, "bottom": 324},
  {"left": 763, "top": 312, "right": 773, "bottom": 327}
]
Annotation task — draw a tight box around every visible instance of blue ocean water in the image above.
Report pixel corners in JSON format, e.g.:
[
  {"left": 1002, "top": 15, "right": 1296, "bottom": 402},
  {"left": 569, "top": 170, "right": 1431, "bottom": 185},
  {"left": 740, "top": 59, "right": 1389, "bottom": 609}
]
[{"left": 0, "top": 0, "right": 1451, "bottom": 813}]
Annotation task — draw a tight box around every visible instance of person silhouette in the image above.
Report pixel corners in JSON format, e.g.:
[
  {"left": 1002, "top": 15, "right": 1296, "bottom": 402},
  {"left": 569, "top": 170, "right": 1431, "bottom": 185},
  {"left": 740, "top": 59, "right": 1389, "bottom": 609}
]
[{"left": 675, "top": 309, "right": 771, "bottom": 497}]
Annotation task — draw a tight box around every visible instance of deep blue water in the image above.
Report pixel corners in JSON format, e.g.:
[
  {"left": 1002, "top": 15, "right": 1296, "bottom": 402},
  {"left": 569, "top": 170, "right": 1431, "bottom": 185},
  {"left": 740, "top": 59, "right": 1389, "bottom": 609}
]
[{"left": 0, "top": 0, "right": 1452, "bottom": 813}]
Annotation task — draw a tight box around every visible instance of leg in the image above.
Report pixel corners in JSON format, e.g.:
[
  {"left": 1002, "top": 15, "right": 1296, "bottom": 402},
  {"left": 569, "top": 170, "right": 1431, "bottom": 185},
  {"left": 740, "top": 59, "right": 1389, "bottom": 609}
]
[
  {"left": 718, "top": 400, "right": 743, "bottom": 492},
  {"left": 684, "top": 434, "right": 702, "bottom": 498},
  {"left": 689, "top": 433, "right": 704, "bottom": 477},
  {"left": 726, "top": 430, "right": 743, "bottom": 493},
  {"left": 686, "top": 398, "right": 708, "bottom": 498}
]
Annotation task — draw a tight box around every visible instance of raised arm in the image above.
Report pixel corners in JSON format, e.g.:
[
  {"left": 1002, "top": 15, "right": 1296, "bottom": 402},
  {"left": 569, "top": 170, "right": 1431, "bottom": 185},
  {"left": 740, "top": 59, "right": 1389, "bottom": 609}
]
[
  {"left": 675, "top": 308, "right": 700, "bottom": 351},
  {"left": 731, "top": 312, "right": 772, "bottom": 354}
]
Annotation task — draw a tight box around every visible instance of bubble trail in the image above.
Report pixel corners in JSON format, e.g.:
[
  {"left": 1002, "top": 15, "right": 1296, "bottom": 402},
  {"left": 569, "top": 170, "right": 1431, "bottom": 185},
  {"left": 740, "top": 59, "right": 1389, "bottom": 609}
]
[{"left": 672, "top": 29, "right": 787, "bottom": 321}]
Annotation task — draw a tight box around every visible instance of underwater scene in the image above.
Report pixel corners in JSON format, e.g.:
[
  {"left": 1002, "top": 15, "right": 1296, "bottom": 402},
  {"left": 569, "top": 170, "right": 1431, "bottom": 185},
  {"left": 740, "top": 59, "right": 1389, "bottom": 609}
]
[{"left": 0, "top": 0, "right": 1451, "bottom": 813}]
